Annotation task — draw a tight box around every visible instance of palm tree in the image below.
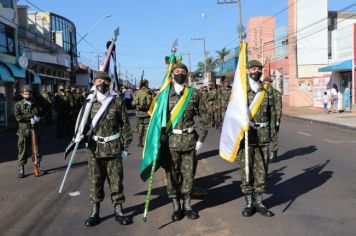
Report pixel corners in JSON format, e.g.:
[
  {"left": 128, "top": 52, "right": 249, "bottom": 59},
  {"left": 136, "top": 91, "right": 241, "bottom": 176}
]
[
  {"left": 195, "top": 57, "right": 217, "bottom": 74},
  {"left": 216, "top": 47, "right": 231, "bottom": 64}
]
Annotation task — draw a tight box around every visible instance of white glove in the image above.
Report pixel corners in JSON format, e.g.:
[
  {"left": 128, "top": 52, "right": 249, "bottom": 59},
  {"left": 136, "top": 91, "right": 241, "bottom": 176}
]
[
  {"left": 195, "top": 141, "right": 203, "bottom": 151},
  {"left": 30, "top": 117, "right": 36, "bottom": 125},
  {"left": 34, "top": 115, "right": 41, "bottom": 122},
  {"left": 73, "top": 134, "right": 83, "bottom": 143},
  {"left": 121, "top": 150, "right": 128, "bottom": 160}
]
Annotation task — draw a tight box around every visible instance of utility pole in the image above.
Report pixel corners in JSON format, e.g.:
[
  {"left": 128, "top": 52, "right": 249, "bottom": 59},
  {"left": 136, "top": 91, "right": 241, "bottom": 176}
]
[
  {"left": 182, "top": 52, "right": 192, "bottom": 85},
  {"left": 217, "top": 0, "right": 243, "bottom": 42},
  {"left": 95, "top": 54, "right": 101, "bottom": 70},
  {"left": 191, "top": 37, "right": 207, "bottom": 81}
]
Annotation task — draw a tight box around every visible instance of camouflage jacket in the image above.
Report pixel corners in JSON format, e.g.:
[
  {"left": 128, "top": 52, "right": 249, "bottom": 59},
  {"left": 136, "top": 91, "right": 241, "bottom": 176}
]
[
  {"left": 207, "top": 88, "right": 217, "bottom": 103},
  {"left": 220, "top": 86, "right": 232, "bottom": 111},
  {"left": 87, "top": 96, "right": 132, "bottom": 158},
  {"left": 132, "top": 87, "right": 152, "bottom": 118},
  {"left": 64, "top": 92, "right": 75, "bottom": 114},
  {"left": 165, "top": 86, "right": 209, "bottom": 152},
  {"left": 54, "top": 93, "right": 68, "bottom": 114},
  {"left": 14, "top": 99, "right": 42, "bottom": 135},
  {"left": 247, "top": 81, "right": 277, "bottom": 145},
  {"left": 273, "top": 87, "right": 282, "bottom": 124}
]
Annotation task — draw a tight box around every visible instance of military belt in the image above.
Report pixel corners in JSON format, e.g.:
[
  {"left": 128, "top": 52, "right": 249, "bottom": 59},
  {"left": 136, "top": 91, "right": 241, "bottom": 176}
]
[
  {"left": 249, "top": 121, "right": 268, "bottom": 129},
  {"left": 172, "top": 127, "right": 194, "bottom": 135},
  {"left": 92, "top": 133, "right": 120, "bottom": 143}
]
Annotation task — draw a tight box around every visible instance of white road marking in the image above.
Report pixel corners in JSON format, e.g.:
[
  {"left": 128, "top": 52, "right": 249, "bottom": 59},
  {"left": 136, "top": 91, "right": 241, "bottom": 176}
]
[
  {"left": 297, "top": 131, "right": 311, "bottom": 136},
  {"left": 324, "top": 138, "right": 356, "bottom": 143}
]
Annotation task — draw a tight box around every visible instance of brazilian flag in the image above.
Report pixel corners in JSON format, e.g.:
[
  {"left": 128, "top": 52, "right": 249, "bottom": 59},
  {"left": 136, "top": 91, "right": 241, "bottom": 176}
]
[{"left": 139, "top": 55, "right": 175, "bottom": 181}]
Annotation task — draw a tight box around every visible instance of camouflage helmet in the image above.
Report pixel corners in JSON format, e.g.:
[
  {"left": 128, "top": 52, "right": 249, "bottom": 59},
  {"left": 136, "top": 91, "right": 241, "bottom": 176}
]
[
  {"left": 140, "top": 79, "right": 149, "bottom": 88},
  {"left": 247, "top": 60, "right": 263, "bottom": 69},
  {"left": 172, "top": 63, "right": 188, "bottom": 73},
  {"left": 22, "top": 85, "right": 32, "bottom": 93},
  {"left": 95, "top": 71, "right": 111, "bottom": 82}
]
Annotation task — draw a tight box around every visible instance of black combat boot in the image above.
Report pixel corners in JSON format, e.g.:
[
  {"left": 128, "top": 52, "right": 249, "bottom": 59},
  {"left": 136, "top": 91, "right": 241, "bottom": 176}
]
[
  {"left": 254, "top": 192, "right": 274, "bottom": 217},
  {"left": 114, "top": 203, "right": 132, "bottom": 225},
  {"left": 270, "top": 151, "right": 278, "bottom": 162},
  {"left": 242, "top": 193, "right": 254, "bottom": 217},
  {"left": 171, "top": 198, "right": 184, "bottom": 221},
  {"left": 85, "top": 202, "right": 100, "bottom": 226},
  {"left": 183, "top": 195, "right": 199, "bottom": 219},
  {"left": 18, "top": 165, "right": 25, "bottom": 178}
]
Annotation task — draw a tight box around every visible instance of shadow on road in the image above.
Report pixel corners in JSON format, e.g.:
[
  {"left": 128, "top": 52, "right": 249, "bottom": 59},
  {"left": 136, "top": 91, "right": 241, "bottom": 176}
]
[
  {"left": 197, "top": 149, "right": 219, "bottom": 160},
  {"left": 275, "top": 145, "right": 318, "bottom": 163},
  {"left": 44, "top": 160, "right": 88, "bottom": 174},
  {"left": 265, "top": 160, "right": 333, "bottom": 212},
  {"left": 123, "top": 167, "right": 241, "bottom": 226}
]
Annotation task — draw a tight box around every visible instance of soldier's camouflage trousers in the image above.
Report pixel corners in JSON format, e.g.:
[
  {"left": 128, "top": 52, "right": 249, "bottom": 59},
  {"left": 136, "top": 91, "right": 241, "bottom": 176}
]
[
  {"left": 88, "top": 155, "right": 125, "bottom": 204},
  {"left": 239, "top": 145, "right": 269, "bottom": 194},
  {"left": 17, "top": 128, "right": 41, "bottom": 166},
  {"left": 271, "top": 126, "right": 280, "bottom": 153},
  {"left": 138, "top": 117, "right": 150, "bottom": 139},
  {"left": 162, "top": 149, "right": 197, "bottom": 198}
]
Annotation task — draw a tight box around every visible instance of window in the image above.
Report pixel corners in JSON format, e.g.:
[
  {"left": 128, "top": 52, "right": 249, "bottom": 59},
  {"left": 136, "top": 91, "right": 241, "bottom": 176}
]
[
  {"left": 0, "top": 23, "right": 15, "bottom": 56},
  {"left": 0, "top": 0, "right": 13, "bottom": 9}
]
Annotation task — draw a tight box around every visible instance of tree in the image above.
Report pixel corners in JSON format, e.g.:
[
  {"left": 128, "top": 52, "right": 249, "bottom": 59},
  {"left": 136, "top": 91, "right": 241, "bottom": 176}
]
[
  {"left": 195, "top": 57, "right": 217, "bottom": 74},
  {"left": 216, "top": 47, "right": 231, "bottom": 64}
]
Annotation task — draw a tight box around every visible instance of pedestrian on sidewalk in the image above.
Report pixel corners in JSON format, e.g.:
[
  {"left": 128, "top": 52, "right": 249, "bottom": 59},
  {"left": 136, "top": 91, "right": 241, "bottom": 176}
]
[
  {"left": 330, "top": 84, "right": 339, "bottom": 113},
  {"left": 322, "top": 92, "right": 329, "bottom": 114}
]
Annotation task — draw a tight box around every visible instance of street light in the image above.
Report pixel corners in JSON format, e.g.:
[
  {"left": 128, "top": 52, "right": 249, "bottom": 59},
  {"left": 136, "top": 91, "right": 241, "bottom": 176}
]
[
  {"left": 77, "top": 14, "right": 112, "bottom": 45},
  {"left": 191, "top": 37, "right": 207, "bottom": 82}
]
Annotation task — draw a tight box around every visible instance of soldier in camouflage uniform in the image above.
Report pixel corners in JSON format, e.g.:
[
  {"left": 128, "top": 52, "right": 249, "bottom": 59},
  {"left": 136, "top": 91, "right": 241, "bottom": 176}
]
[
  {"left": 15, "top": 86, "right": 45, "bottom": 178},
  {"left": 65, "top": 85, "right": 76, "bottom": 134},
  {"left": 263, "top": 77, "right": 282, "bottom": 162},
  {"left": 219, "top": 79, "right": 232, "bottom": 128},
  {"left": 39, "top": 88, "right": 52, "bottom": 123},
  {"left": 54, "top": 85, "right": 68, "bottom": 138},
  {"left": 85, "top": 71, "right": 132, "bottom": 227},
  {"left": 161, "top": 63, "right": 209, "bottom": 221},
  {"left": 239, "top": 60, "right": 276, "bottom": 217},
  {"left": 207, "top": 82, "right": 218, "bottom": 128},
  {"left": 132, "top": 80, "right": 152, "bottom": 147}
]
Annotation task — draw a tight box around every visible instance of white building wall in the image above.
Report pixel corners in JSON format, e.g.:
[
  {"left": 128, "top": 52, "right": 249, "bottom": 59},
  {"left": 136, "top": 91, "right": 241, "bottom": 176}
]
[{"left": 297, "top": 0, "right": 328, "bottom": 65}]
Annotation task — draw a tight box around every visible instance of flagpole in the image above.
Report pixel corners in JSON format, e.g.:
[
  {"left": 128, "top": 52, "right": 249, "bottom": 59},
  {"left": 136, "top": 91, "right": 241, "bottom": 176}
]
[{"left": 142, "top": 159, "right": 156, "bottom": 222}]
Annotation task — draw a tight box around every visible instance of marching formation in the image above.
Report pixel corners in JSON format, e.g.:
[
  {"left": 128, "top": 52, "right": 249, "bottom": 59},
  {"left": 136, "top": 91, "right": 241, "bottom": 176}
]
[{"left": 14, "top": 40, "right": 282, "bottom": 227}]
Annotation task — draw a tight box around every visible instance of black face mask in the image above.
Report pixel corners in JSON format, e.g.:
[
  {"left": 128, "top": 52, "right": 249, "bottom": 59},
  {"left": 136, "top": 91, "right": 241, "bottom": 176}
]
[
  {"left": 96, "top": 82, "right": 110, "bottom": 94},
  {"left": 250, "top": 71, "right": 262, "bottom": 81},
  {"left": 173, "top": 74, "right": 187, "bottom": 85},
  {"left": 24, "top": 97, "right": 31, "bottom": 101},
  {"left": 59, "top": 88, "right": 65, "bottom": 92}
]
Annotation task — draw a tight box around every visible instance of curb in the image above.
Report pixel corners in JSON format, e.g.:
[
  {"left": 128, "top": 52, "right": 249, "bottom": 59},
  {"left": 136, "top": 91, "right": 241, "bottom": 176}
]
[{"left": 284, "top": 114, "right": 356, "bottom": 131}]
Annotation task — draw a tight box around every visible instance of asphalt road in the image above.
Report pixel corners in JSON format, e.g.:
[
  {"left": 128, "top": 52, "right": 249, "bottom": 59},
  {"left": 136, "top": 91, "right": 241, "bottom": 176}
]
[{"left": 0, "top": 114, "right": 356, "bottom": 236}]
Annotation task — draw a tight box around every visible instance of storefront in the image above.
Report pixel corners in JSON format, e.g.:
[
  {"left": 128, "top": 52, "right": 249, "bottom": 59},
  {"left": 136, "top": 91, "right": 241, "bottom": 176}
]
[{"left": 318, "top": 59, "right": 353, "bottom": 111}]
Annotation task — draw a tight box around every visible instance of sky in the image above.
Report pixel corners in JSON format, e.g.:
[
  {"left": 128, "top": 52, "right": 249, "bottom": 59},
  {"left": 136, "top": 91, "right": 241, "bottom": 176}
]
[{"left": 18, "top": 0, "right": 356, "bottom": 88}]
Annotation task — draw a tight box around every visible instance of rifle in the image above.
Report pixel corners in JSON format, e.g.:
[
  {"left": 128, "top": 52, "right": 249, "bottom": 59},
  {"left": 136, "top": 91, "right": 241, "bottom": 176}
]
[{"left": 31, "top": 125, "right": 40, "bottom": 177}]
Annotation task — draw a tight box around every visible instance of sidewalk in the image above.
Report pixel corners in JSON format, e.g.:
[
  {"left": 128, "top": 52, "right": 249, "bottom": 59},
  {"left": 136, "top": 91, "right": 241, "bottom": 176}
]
[{"left": 283, "top": 105, "right": 356, "bottom": 130}]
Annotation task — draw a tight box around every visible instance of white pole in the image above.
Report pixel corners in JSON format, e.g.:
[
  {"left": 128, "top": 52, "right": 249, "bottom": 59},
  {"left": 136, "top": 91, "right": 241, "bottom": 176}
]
[{"left": 244, "top": 130, "right": 249, "bottom": 183}]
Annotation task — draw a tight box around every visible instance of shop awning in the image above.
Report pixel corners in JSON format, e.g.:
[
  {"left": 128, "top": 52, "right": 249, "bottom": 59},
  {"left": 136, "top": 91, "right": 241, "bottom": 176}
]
[
  {"left": 32, "top": 72, "right": 41, "bottom": 84},
  {"left": 318, "top": 59, "right": 352, "bottom": 72},
  {"left": 1, "top": 62, "right": 26, "bottom": 78},
  {"left": 0, "top": 64, "right": 15, "bottom": 82}
]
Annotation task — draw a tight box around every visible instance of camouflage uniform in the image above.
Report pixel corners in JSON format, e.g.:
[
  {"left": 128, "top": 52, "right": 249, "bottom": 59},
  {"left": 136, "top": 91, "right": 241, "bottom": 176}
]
[
  {"left": 239, "top": 80, "right": 276, "bottom": 195},
  {"left": 87, "top": 96, "right": 132, "bottom": 204},
  {"left": 15, "top": 98, "right": 42, "bottom": 166},
  {"left": 54, "top": 91, "right": 68, "bottom": 138},
  {"left": 64, "top": 88, "right": 76, "bottom": 134},
  {"left": 39, "top": 90, "right": 52, "bottom": 122},
  {"left": 161, "top": 86, "right": 209, "bottom": 199},
  {"left": 220, "top": 85, "right": 232, "bottom": 123},
  {"left": 270, "top": 87, "right": 282, "bottom": 158},
  {"left": 207, "top": 86, "right": 218, "bottom": 127},
  {"left": 132, "top": 86, "right": 152, "bottom": 147}
]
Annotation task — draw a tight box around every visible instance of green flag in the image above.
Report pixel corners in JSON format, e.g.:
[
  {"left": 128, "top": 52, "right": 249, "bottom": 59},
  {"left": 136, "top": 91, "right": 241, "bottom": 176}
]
[{"left": 139, "top": 54, "right": 176, "bottom": 181}]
